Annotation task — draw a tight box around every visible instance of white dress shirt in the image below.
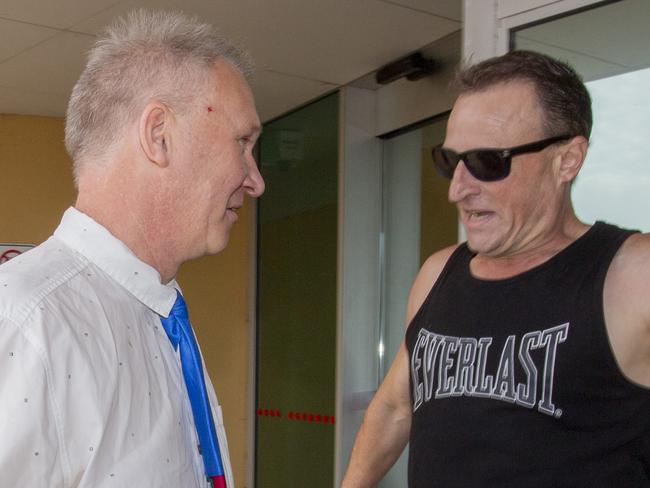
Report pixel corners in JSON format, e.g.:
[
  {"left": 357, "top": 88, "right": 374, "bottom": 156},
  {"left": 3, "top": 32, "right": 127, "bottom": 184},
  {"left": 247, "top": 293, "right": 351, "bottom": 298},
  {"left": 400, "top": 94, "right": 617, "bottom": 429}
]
[{"left": 0, "top": 207, "right": 234, "bottom": 487}]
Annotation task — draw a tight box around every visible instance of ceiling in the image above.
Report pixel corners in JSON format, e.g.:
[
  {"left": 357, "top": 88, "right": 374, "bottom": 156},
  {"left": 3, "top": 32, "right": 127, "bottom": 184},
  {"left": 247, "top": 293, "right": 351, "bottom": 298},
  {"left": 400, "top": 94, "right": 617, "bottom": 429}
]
[{"left": 0, "top": 0, "right": 461, "bottom": 122}]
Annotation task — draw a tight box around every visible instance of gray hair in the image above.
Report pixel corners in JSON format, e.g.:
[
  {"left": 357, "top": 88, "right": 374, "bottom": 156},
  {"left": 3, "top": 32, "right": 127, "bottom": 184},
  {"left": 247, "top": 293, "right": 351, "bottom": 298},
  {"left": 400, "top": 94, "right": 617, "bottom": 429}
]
[{"left": 65, "top": 9, "right": 253, "bottom": 183}]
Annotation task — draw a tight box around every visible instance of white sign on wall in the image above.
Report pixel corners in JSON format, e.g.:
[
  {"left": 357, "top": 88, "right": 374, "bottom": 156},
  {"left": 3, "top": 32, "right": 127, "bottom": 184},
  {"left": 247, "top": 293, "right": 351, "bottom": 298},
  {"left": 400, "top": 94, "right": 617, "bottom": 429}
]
[{"left": 0, "top": 244, "right": 35, "bottom": 264}]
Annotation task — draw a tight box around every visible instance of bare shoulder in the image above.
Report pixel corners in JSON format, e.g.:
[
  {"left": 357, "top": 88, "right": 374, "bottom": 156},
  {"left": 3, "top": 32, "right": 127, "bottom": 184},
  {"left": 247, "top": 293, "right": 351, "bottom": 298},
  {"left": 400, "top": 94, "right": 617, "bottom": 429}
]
[
  {"left": 603, "top": 232, "right": 650, "bottom": 386},
  {"left": 607, "top": 232, "right": 650, "bottom": 292},
  {"left": 606, "top": 232, "right": 650, "bottom": 321},
  {"left": 406, "top": 244, "right": 459, "bottom": 325},
  {"left": 621, "top": 232, "right": 650, "bottom": 258}
]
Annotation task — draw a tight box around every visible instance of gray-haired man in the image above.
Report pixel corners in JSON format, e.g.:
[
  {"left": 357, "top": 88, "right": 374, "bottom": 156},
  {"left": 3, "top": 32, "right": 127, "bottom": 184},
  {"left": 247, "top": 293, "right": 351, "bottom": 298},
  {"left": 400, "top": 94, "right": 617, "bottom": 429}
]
[{"left": 0, "top": 10, "right": 263, "bottom": 487}]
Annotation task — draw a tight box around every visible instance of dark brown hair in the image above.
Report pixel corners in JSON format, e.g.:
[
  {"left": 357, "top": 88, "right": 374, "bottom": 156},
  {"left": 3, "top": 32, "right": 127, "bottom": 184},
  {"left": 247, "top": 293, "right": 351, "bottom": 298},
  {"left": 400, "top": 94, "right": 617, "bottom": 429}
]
[{"left": 453, "top": 50, "right": 592, "bottom": 139}]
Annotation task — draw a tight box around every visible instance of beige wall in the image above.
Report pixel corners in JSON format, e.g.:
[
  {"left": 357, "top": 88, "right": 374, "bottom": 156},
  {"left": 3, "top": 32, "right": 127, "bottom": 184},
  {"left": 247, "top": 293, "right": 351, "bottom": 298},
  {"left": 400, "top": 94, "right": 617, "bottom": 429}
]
[
  {"left": 0, "top": 114, "right": 253, "bottom": 486},
  {"left": 420, "top": 120, "right": 458, "bottom": 263},
  {"left": 0, "top": 114, "right": 76, "bottom": 242},
  {"left": 178, "top": 203, "right": 254, "bottom": 487}
]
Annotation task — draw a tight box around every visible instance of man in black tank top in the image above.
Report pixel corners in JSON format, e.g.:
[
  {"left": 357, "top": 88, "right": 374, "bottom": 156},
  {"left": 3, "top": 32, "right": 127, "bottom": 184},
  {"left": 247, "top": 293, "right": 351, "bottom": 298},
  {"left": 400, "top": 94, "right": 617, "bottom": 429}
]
[{"left": 342, "top": 50, "right": 650, "bottom": 487}]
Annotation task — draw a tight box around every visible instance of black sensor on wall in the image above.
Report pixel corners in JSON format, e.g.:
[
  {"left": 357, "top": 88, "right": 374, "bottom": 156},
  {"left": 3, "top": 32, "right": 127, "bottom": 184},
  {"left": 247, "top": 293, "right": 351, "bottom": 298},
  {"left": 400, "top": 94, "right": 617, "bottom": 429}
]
[{"left": 375, "top": 52, "right": 436, "bottom": 85}]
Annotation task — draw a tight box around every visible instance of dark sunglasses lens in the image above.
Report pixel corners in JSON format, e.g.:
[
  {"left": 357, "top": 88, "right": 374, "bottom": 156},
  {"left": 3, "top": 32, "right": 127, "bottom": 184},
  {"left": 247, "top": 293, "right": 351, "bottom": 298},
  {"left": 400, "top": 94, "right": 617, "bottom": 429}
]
[
  {"left": 465, "top": 151, "right": 509, "bottom": 181},
  {"left": 432, "top": 146, "right": 457, "bottom": 179}
]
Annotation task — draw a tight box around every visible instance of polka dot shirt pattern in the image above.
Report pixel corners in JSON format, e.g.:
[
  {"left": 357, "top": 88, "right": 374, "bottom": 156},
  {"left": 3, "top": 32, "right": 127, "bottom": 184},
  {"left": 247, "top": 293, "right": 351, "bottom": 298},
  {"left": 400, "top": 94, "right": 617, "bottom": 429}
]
[{"left": 0, "top": 207, "right": 233, "bottom": 487}]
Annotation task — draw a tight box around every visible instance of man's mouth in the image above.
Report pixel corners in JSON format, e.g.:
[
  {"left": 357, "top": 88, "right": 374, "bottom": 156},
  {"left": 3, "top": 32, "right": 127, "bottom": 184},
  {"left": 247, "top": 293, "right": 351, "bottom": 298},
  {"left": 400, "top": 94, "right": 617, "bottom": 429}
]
[{"left": 463, "top": 208, "right": 495, "bottom": 224}]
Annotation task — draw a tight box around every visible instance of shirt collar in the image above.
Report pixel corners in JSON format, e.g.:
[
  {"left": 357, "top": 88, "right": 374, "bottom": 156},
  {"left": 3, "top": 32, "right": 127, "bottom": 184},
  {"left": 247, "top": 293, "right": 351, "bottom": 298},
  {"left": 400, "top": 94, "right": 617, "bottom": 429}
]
[{"left": 53, "top": 207, "right": 178, "bottom": 317}]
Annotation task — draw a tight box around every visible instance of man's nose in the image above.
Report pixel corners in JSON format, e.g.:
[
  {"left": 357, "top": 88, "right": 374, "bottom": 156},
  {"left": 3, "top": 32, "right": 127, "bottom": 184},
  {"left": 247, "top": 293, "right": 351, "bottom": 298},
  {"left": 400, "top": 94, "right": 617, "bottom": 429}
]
[
  {"left": 448, "top": 160, "right": 479, "bottom": 203},
  {"left": 244, "top": 158, "right": 265, "bottom": 198}
]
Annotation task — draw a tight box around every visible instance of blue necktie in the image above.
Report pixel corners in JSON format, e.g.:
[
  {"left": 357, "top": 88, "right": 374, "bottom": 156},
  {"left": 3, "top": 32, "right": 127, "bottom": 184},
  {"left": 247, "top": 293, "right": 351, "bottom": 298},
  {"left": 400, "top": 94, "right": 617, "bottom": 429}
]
[{"left": 160, "top": 291, "right": 227, "bottom": 488}]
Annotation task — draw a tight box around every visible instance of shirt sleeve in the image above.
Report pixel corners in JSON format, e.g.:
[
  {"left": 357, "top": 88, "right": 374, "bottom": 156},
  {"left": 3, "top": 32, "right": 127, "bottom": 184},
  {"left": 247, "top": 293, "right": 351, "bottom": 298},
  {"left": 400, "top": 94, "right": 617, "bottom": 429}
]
[{"left": 0, "top": 316, "right": 66, "bottom": 486}]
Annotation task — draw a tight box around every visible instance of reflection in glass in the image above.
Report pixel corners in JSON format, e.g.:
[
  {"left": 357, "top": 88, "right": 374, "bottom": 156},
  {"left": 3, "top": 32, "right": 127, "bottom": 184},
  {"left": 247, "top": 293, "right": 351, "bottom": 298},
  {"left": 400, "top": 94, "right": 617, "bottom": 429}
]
[
  {"left": 575, "top": 68, "right": 650, "bottom": 231},
  {"left": 378, "top": 115, "right": 457, "bottom": 487},
  {"left": 256, "top": 93, "right": 339, "bottom": 487},
  {"left": 512, "top": 0, "right": 650, "bottom": 231}
]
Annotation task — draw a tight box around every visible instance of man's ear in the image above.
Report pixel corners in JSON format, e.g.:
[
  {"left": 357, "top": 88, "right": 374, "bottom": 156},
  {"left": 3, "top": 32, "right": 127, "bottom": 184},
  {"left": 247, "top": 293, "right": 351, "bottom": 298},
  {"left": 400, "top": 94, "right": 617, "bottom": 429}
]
[
  {"left": 557, "top": 135, "right": 589, "bottom": 183},
  {"left": 139, "top": 101, "right": 171, "bottom": 168}
]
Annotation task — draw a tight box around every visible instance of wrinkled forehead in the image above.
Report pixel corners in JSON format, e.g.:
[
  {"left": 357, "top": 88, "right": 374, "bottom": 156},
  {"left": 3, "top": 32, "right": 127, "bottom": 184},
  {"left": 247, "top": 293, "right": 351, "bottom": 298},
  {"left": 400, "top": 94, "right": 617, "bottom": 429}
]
[{"left": 445, "top": 81, "right": 545, "bottom": 150}]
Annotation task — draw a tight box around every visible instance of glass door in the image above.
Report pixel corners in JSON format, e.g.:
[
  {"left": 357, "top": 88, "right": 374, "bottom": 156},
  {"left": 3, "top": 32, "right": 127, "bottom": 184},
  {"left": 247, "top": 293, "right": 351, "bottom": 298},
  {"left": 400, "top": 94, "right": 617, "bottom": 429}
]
[
  {"left": 510, "top": 0, "right": 650, "bottom": 231},
  {"left": 377, "top": 114, "right": 457, "bottom": 486},
  {"left": 256, "top": 93, "right": 339, "bottom": 487}
]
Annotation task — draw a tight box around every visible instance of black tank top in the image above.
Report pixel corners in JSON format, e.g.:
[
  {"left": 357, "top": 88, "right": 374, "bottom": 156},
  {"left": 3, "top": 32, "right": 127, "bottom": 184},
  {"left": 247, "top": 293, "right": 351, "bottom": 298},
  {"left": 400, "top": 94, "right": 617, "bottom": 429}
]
[{"left": 405, "top": 222, "right": 650, "bottom": 487}]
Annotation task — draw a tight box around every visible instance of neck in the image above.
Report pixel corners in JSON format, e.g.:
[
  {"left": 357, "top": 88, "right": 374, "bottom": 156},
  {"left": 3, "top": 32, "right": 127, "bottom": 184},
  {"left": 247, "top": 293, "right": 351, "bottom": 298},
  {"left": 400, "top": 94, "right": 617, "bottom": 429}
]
[
  {"left": 75, "top": 161, "right": 180, "bottom": 284},
  {"left": 471, "top": 203, "right": 589, "bottom": 280}
]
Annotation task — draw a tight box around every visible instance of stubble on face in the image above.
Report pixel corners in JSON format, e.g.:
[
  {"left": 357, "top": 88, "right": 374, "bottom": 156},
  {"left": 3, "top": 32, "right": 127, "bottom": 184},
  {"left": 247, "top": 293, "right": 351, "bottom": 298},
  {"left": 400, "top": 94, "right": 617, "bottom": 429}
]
[{"left": 445, "top": 82, "right": 567, "bottom": 264}]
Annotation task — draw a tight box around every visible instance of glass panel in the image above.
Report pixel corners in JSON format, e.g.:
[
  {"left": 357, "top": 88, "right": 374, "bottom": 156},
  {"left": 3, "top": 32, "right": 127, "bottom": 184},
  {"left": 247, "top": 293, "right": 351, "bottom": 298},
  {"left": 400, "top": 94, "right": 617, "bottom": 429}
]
[
  {"left": 256, "top": 93, "right": 339, "bottom": 487},
  {"left": 512, "top": 0, "right": 650, "bottom": 231},
  {"left": 378, "top": 115, "right": 457, "bottom": 487},
  {"left": 420, "top": 120, "right": 459, "bottom": 261},
  {"left": 381, "top": 116, "right": 457, "bottom": 378}
]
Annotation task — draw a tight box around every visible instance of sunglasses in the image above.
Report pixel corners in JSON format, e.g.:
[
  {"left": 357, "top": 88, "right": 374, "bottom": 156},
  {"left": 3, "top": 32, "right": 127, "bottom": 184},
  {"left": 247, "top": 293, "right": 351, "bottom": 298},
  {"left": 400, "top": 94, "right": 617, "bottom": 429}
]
[{"left": 432, "top": 134, "right": 574, "bottom": 182}]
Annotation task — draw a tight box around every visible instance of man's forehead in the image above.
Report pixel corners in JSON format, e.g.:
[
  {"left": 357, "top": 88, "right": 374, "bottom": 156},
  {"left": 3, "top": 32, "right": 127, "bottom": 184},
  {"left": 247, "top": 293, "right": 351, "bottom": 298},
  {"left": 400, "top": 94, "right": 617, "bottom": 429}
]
[
  {"left": 457, "top": 81, "right": 539, "bottom": 114},
  {"left": 447, "top": 81, "right": 543, "bottom": 146},
  {"left": 205, "top": 59, "right": 259, "bottom": 127}
]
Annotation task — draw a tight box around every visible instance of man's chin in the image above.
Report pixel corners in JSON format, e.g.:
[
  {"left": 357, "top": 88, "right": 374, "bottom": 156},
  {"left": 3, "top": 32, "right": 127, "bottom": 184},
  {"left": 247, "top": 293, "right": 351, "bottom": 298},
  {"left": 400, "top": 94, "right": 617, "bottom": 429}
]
[
  {"left": 186, "top": 235, "right": 230, "bottom": 260},
  {"left": 206, "top": 238, "right": 229, "bottom": 256},
  {"left": 465, "top": 235, "right": 498, "bottom": 257}
]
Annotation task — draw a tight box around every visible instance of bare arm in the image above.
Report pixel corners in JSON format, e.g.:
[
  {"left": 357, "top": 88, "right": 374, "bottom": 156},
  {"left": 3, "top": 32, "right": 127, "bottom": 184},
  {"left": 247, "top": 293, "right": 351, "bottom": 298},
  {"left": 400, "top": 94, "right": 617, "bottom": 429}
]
[
  {"left": 604, "top": 233, "right": 650, "bottom": 386},
  {"left": 341, "top": 246, "right": 457, "bottom": 487},
  {"left": 341, "top": 343, "right": 411, "bottom": 488}
]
